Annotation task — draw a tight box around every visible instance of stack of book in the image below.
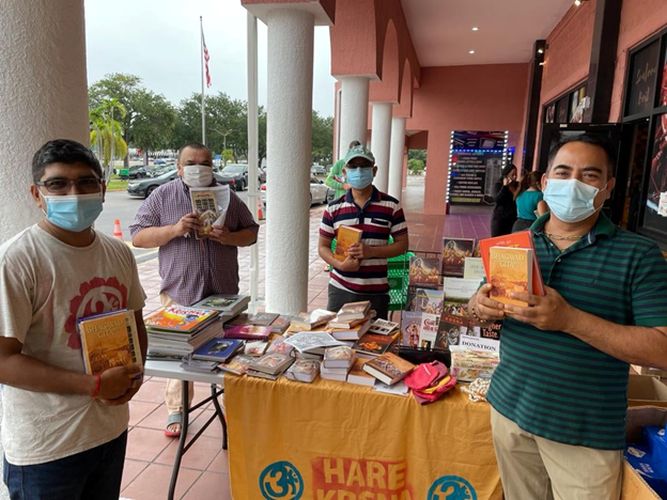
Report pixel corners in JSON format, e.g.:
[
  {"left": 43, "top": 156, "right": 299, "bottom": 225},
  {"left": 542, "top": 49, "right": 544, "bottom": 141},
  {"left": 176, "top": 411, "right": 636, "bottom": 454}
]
[
  {"left": 320, "top": 346, "right": 355, "bottom": 381},
  {"left": 192, "top": 294, "right": 250, "bottom": 319},
  {"left": 247, "top": 352, "right": 295, "bottom": 380},
  {"left": 145, "top": 305, "right": 220, "bottom": 358},
  {"left": 284, "top": 359, "right": 320, "bottom": 383},
  {"left": 289, "top": 309, "right": 337, "bottom": 331},
  {"left": 327, "top": 301, "right": 373, "bottom": 341},
  {"left": 362, "top": 352, "right": 415, "bottom": 386}
]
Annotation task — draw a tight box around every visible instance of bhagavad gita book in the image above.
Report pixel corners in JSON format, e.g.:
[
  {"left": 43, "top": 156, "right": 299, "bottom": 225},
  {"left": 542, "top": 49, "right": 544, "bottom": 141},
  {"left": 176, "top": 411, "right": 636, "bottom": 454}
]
[
  {"left": 190, "top": 189, "right": 219, "bottom": 238},
  {"left": 78, "top": 309, "right": 142, "bottom": 375},
  {"left": 488, "top": 246, "right": 533, "bottom": 307},
  {"left": 334, "top": 225, "right": 363, "bottom": 261}
]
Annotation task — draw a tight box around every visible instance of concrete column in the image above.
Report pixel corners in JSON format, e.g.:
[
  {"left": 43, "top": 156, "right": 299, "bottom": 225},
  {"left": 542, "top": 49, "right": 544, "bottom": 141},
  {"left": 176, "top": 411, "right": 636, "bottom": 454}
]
[
  {"left": 388, "top": 117, "right": 406, "bottom": 200},
  {"left": 370, "top": 102, "right": 392, "bottom": 192},
  {"left": 265, "top": 8, "right": 314, "bottom": 314},
  {"left": 338, "top": 77, "right": 369, "bottom": 159},
  {"left": 0, "top": 0, "right": 89, "bottom": 243}
]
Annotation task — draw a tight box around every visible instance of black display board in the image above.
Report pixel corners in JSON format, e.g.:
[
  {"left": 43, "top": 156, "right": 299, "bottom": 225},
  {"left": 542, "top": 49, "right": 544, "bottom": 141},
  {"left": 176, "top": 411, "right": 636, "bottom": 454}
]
[{"left": 626, "top": 40, "right": 660, "bottom": 117}]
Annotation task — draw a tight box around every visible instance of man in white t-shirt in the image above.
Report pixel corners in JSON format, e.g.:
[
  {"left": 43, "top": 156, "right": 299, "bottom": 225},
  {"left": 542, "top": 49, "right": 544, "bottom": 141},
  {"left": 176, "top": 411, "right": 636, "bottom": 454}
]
[{"left": 0, "top": 139, "right": 147, "bottom": 499}]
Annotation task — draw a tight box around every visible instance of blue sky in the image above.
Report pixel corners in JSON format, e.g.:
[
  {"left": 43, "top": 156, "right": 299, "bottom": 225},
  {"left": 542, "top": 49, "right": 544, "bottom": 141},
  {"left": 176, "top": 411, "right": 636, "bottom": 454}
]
[{"left": 85, "top": 0, "right": 336, "bottom": 116}]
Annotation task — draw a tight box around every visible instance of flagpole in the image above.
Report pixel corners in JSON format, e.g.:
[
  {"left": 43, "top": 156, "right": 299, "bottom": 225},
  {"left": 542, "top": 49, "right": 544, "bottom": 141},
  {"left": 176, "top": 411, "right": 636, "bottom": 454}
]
[{"left": 200, "top": 16, "right": 206, "bottom": 145}]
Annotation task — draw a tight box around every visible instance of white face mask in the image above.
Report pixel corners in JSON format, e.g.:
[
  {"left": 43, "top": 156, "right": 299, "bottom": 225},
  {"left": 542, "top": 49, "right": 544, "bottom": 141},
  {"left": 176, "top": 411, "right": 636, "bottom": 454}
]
[
  {"left": 182, "top": 164, "right": 213, "bottom": 187},
  {"left": 543, "top": 178, "right": 606, "bottom": 223}
]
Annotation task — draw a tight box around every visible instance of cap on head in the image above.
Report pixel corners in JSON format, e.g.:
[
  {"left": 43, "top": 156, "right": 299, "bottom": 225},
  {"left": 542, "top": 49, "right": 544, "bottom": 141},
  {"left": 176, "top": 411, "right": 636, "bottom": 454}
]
[{"left": 344, "top": 145, "right": 375, "bottom": 166}]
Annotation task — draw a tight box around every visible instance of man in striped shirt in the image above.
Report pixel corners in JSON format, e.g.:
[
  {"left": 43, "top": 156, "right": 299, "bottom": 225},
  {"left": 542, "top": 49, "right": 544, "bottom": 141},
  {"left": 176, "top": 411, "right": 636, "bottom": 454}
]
[
  {"left": 469, "top": 134, "right": 667, "bottom": 499},
  {"left": 319, "top": 145, "right": 409, "bottom": 319},
  {"left": 130, "top": 142, "right": 258, "bottom": 437}
]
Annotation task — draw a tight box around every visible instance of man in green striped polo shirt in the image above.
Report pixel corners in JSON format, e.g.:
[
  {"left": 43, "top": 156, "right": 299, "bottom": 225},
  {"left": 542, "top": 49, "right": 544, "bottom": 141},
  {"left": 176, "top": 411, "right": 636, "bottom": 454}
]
[{"left": 469, "top": 134, "right": 667, "bottom": 499}]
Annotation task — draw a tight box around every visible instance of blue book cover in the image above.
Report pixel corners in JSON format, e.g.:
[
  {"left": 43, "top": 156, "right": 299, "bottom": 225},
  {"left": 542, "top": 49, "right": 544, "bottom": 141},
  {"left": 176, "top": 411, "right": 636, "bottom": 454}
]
[{"left": 192, "top": 338, "right": 243, "bottom": 363}]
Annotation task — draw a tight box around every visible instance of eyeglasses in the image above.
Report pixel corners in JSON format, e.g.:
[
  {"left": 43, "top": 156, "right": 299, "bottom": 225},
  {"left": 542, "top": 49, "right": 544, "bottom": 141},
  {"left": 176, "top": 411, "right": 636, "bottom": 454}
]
[
  {"left": 346, "top": 163, "right": 372, "bottom": 170},
  {"left": 36, "top": 176, "right": 102, "bottom": 195}
]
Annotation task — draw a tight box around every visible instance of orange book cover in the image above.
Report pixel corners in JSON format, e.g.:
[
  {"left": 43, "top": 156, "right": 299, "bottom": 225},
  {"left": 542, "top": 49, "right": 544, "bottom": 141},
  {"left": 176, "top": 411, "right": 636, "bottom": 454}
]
[
  {"left": 488, "top": 247, "right": 533, "bottom": 307},
  {"left": 144, "top": 305, "right": 218, "bottom": 333},
  {"left": 334, "top": 225, "right": 363, "bottom": 261},
  {"left": 78, "top": 309, "right": 142, "bottom": 375},
  {"left": 479, "top": 231, "right": 545, "bottom": 296}
]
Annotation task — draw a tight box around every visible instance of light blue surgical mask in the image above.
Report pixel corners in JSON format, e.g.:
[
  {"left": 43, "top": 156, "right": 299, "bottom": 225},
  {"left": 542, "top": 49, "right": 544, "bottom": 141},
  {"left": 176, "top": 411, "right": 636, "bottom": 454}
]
[
  {"left": 543, "top": 178, "right": 605, "bottom": 223},
  {"left": 346, "top": 167, "right": 374, "bottom": 189},
  {"left": 41, "top": 193, "right": 103, "bottom": 232}
]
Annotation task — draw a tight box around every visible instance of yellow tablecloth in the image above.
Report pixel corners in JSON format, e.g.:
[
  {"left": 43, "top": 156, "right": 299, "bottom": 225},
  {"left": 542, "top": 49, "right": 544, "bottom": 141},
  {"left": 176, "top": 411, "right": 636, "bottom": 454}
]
[{"left": 225, "top": 375, "right": 502, "bottom": 499}]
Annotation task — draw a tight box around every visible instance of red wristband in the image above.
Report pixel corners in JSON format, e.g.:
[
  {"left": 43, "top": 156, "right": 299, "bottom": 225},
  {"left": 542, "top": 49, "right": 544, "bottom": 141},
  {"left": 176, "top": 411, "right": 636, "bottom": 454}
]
[{"left": 90, "top": 374, "right": 102, "bottom": 399}]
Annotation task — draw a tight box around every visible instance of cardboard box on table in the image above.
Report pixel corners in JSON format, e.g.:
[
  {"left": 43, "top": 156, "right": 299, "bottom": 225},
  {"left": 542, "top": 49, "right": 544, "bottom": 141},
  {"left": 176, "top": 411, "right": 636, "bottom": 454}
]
[{"left": 621, "top": 381, "right": 667, "bottom": 500}]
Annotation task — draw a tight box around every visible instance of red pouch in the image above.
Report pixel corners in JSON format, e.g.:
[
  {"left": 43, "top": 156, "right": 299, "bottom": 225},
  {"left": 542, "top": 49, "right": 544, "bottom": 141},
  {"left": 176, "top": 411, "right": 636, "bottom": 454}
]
[{"left": 405, "top": 361, "right": 448, "bottom": 391}]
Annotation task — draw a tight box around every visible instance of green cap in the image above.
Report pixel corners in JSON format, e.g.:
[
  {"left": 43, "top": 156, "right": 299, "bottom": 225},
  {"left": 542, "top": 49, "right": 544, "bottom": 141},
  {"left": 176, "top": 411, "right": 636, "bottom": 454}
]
[{"left": 344, "top": 145, "right": 375, "bottom": 165}]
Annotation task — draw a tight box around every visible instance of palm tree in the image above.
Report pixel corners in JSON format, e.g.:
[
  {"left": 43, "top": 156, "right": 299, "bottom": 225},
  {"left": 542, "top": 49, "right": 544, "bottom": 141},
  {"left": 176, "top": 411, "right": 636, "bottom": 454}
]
[{"left": 90, "top": 98, "right": 128, "bottom": 182}]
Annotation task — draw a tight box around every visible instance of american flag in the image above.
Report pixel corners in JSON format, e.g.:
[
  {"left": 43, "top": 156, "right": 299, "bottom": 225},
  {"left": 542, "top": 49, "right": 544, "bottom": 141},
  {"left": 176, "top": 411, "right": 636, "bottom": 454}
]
[{"left": 202, "top": 32, "right": 211, "bottom": 88}]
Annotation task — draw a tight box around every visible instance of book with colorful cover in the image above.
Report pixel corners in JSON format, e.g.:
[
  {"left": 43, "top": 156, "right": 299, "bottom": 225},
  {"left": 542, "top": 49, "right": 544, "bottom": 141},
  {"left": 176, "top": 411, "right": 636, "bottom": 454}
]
[
  {"left": 284, "top": 359, "right": 320, "bottom": 383},
  {"left": 144, "top": 305, "right": 218, "bottom": 334},
  {"left": 266, "top": 335, "right": 295, "bottom": 356},
  {"left": 335, "top": 301, "right": 371, "bottom": 322},
  {"left": 322, "top": 345, "right": 355, "bottom": 369},
  {"left": 192, "top": 294, "right": 250, "bottom": 315},
  {"left": 328, "top": 319, "right": 371, "bottom": 341},
  {"left": 408, "top": 256, "right": 441, "bottom": 289},
  {"left": 368, "top": 318, "right": 399, "bottom": 336},
  {"left": 283, "top": 331, "right": 344, "bottom": 353},
  {"left": 334, "top": 225, "right": 363, "bottom": 261},
  {"left": 223, "top": 324, "right": 272, "bottom": 341},
  {"left": 78, "top": 309, "right": 142, "bottom": 375},
  {"left": 269, "top": 315, "right": 291, "bottom": 334},
  {"left": 192, "top": 338, "right": 243, "bottom": 363},
  {"left": 436, "top": 319, "right": 468, "bottom": 348},
  {"left": 441, "top": 299, "right": 469, "bottom": 326},
  {"left": 362, "top": 352, "right": 415, "bottom": 386},
  {"left": 488, "top": 246, "right": 533, "bottom": 307},
  {"left": 244, "top": 340, "right": 269, "bottom": 356},
  {"left": 418, "top": 312, "right": 440, "bottom": 350},
  {"left": 400, "top": 311, "right": 422, "bottom": 348},
  {"left": 248, "top": 352, "right": 294, "bottom": 375},
  {"left": 219, "top": 354, "right": 254, "bottom": 375},
  {"left": 353, "top": 332, "right": 398, "bottom": 356},
  {"left": 479, "top": 231, "right": 545, "bottom": 296},
  {"left": 441, "top": 238, "right": 475, "bottom": 277},
  {"left": 408, "top": 288, "right": 445, "bottom": 316},
  {"left": 189, "top": 185, "right": 230, "bottom": 239}
]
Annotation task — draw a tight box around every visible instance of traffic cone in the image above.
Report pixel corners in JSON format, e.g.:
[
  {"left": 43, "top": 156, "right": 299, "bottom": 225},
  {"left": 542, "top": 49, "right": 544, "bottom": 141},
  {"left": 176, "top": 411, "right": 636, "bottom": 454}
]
[
  {"left": 113, "top": 219, "right": 124, "bottom": 239},
  {"left": 256, "top": 199, "right": 265, "bottom": 221}
]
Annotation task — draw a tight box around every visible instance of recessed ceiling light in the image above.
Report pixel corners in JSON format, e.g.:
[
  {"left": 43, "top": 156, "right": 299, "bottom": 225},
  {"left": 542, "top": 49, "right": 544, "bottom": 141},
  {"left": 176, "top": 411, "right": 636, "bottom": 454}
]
[
  {"left": 472, "top": 26, "right": 479, "bottom": 31},
  {"left": 468, "top": 50, "right": 475, "bottom": 54}
]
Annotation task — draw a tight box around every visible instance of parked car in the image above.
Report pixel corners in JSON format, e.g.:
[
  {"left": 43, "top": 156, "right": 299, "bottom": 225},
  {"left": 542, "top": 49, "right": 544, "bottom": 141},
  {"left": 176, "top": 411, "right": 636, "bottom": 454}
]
[
  {"left": 219, "top": 163, "right": 248, "bottom": 191},
  {"left": 127, "top": 166, "right": 149, "bottom": 179},
  {"left": 127, "top": 169, "right": 178, "bottom": 198},
  {"left": 311, "top": 164, "right": 327, "bottom": 176},
  {"left": 260, "top": 176, "right": 331, "bottom": 206}
]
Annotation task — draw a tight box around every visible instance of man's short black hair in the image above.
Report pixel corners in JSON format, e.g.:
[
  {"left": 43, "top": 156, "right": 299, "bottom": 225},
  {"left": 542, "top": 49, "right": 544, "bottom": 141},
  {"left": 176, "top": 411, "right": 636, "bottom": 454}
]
[
  {"left": 32, "top": 139, "right": 103, "bottom": 183},
  {"left": 177, "top": 142, "right": 210, "bottom": 162},
  {"left": 547, "top": 133, "right": 616, "bottom": 178}
]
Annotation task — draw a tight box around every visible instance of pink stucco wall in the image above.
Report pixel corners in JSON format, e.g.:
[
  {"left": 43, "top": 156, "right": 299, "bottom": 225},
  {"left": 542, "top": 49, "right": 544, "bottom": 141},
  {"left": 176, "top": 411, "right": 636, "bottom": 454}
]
[
  {"left": 610, "top": 0, "right": 667, "bottom": 120},
  {"left": 407, "top": 64, "right": 530, "bottom": 215}
]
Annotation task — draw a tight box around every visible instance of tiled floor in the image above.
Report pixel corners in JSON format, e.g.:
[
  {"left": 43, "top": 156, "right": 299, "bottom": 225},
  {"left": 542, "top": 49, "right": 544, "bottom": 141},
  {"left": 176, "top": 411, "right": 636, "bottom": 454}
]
[{"left": 0, "top": 176, "right": 493, "bottom": 500}]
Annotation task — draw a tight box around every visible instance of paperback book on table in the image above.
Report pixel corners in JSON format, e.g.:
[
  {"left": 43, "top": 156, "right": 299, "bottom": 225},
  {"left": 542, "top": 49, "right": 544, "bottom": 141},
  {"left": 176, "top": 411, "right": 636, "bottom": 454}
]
[
  {"left": 144, "top": 305, "right": 219, "bottom": 334},
  {"left": 362, "top": 352, "right": 415, "bottom": 386},
  {"left": 192, "top": 294, "right": 250, "bottom": 315},
  {"left": 223, "top": 324, "right": 272, "bottom": 341},
  {"left": 192, "top": 338, "right": 244, "bottom": 363},
  {"left": 352, "top": 332, "right": 399, "bottom": 357},
  {"left": 284, "top": 359, "right": 320, "bottom": 383},
  {"left": 290, "top": 309, "right": 337, "bottom": 331},
  {"left": 77, "top": 309, "right": 142, "bottom": 375}
]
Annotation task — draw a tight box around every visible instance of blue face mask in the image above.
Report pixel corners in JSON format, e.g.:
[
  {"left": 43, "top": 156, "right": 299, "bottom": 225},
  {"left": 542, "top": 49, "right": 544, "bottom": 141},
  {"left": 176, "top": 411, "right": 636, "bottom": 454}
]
[
  {"left": 346, "top": 167, "right": 374, "bottom": 189},
  {"left": 41, "top": 193, "right": 104, "bottom": 232},
  {"left": 543, "top": 178, "right": 605, "bottom": 223}
]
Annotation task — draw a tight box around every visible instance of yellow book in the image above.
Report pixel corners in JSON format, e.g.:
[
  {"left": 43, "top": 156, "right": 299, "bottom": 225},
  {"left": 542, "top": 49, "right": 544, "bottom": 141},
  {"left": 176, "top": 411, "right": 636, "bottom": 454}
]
[
  {"left": 78, "top": 309, "right": 142, "bottom": 375},
  {"left": 488, "top": 246, "right": 533, "bottom": 307},
  {"left": 334, "top": 226, "right": 363, "bottom": 261}
]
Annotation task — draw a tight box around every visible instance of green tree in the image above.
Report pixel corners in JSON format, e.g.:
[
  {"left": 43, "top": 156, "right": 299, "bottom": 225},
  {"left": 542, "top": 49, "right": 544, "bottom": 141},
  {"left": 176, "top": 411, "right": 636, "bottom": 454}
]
[
  {"left": 89, "top": 98, "right": 128, "bottom": 181},
  {"left": 312, "top": 111, "right": 333, "bottom": 166},
  {"left": 222, "top": 149, "right": 235, "bottom": 165},
  {"left": 408, "top": 149, "right": 427, "bottom": 162},
  {"left": 408, "top": 158, "right": 425, "bottom": 175},
  {"left": 130, "top": 90, "right": 177, "bottom": 164}
]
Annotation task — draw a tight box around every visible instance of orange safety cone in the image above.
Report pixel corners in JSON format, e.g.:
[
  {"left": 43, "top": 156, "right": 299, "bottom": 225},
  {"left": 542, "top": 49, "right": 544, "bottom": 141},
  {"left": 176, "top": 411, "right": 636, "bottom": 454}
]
[
  {"left": 113, "top": 219, "right": 124, "bottom": 239},
  {"left": 256, "top": 199, "right": 265, "bottom": 221}
]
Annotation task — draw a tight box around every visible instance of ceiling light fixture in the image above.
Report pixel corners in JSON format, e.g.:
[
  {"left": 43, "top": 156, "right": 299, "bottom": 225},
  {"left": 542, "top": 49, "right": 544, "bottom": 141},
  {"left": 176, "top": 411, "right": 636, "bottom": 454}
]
[
  {"left": 469, "top": 50, "right": 475, "bottom": 54},
  {"left": 472, "top": 26, "right": 479, "bottom": 31},
  {"left": 574, "top": 0, "right": 585, "bottom": 6}
]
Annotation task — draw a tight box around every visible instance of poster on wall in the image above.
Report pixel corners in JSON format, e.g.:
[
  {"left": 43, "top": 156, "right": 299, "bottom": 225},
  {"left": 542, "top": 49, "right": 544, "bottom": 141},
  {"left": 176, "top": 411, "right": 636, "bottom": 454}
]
[
  {"left": 448, "top": 131, "right": 508, "bottom": 205},
  {"left": 627, "top": 40, "right": 660, "bottom": 117}
]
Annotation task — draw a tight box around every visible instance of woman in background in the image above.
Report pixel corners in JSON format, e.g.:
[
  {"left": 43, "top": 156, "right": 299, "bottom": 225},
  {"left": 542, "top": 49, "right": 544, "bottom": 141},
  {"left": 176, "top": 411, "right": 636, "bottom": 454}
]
[
  {"left": 512, "top": 170, "right": 545, "bottom": 232},
  {"left": 490, "top": 164, "right": 519, "bottom": 237}
]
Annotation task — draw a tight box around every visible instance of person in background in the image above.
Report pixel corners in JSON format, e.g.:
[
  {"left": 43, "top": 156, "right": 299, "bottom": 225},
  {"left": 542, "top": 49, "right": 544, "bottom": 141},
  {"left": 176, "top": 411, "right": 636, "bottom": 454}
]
[
  {"left": 130, "top": 142, "right": 259, "bottom": 438},
  {"left": 512, "top": 170, "right": 545, "bottom": 232},
  {"left": 318, "top": 145, "right": 409, "bottom": 319},
  {"left": 490, "top": 163, "right": 519, "bottom": 237},
  {"left": 469, "top": 134, "right": 667, "bottom": 499},
  {"left": 0, "top": 139, "right": 146, "bottom": 499},
  {"left": 325, "top": 140, "right": 361, "bottom": 199}
]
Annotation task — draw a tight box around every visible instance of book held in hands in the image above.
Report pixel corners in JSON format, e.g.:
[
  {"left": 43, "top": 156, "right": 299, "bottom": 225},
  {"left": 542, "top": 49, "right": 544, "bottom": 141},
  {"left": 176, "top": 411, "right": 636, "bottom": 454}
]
[
  {"left": 78, "top": 309, "right": 142, "bottom": 375},
  {"left": 334, "top": 226, "right": 363, "bottom": 261},
  {"left": 189, "top": 185, "right": 230, "bottom": 239},
  {"left": 488, "top": 246, "right": 533, "bottom": 307}
]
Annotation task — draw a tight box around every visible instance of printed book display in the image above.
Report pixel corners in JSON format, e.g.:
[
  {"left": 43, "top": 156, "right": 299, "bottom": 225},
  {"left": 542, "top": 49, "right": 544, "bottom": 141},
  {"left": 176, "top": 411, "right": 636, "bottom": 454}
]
[
  {"left": 248, "top": 352, "right": 294, "bottom": 375},
  {"left": 368, "top": 318, "right": 399, "bottom": 336},
  {"left": 408, "top": 256, "right": 441, "bottom": 289},
  {"left": 219, "top": 354, "right": 255, "bottom": 375},
  {"left": 352, "top": 332, "right": 398, "bottom": 356},
  {"left": 78, "top": 309, "right": 142, "bottom": 375},
  {"left": 336, "top": 301, "right": 371, "bottom": 322},
  {"left": 269, "top": 315, "right": 291, "bottom": 334},
  {"left": 328, "top": 319, "right": 371, "bottom": 341},
  {"left": 400, "top": 311, "right": 423, "bottom": 348},
  {"left": 192, "top": 294, "right": 250, "bottom": 314},
  {"left": 362, "top": 352, "right": 415, "bottom": 386},
  {"left": 192, "top": 338, "right": 243, "bottom": 363},
  {"left": 408, "top": 288, "right": 445, "bottom": 316},
  {"left": 290, "top": 309, "right": 337, "bottom": 331},
  {"left": 488, "top": 246, "right": 533, "bottom": 307},
  {"left": 479, "top": 231, "right": 545, "bottom": 296},
  {"left": 418, "top": 313, "right": 440, "bottom": 350},
  {"left": 266, "top": 336, "right": 295, "bottom": 356},
  {"left": 189, "top": 185, "right": 230, "bottom": 239},
  {"left": 284, "top": 359, "right": 319, "bottom": 383},
  {"left": 346, "top": 358, "right": 376, "bottom": 386},
  {"left": 223, "top": 324, "right": 272, "bottom": 341},
  {"left": 322, "top": 345, "right": 355, "bottom": 369},
  {"left": 144, "top": 305, "right": 218, "bottom": 333},
  {"left": 441, "top": 238, "right": 475, "bottom": 277},
  {"left": 284, "top": 332, "right": 344, "bottom": 353},
  {"left": 334, "top": 226, "right": 363, "bottom": 261},
  {"left": 244, "top": 340, "right": 269, "bottom": 356}
]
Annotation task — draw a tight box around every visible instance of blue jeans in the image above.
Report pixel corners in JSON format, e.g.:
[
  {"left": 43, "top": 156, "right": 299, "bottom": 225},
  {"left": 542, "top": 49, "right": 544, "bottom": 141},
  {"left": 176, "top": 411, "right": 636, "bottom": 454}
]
[{"left": 3, "top": 431, "right": 127, "bottom": 500}]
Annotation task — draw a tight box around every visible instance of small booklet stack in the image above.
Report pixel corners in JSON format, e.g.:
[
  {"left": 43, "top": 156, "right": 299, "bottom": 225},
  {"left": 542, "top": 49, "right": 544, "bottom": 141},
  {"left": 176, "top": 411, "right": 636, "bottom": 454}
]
[
  {"left": 145, "top": 305, "right": 220, "bottom": 358},
  {"left": 320, "top": 345, "right": 355, "bottom": 381}
]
